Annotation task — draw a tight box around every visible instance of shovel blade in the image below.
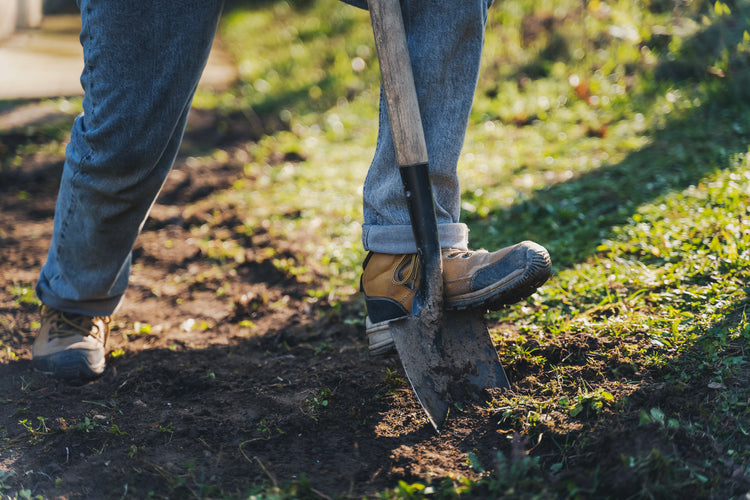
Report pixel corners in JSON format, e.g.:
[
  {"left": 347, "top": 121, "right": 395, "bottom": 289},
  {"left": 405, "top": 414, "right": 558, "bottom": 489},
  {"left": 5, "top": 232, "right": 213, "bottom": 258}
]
[{"left": 389, "top": 309, "right": 510, "bottom": 431}]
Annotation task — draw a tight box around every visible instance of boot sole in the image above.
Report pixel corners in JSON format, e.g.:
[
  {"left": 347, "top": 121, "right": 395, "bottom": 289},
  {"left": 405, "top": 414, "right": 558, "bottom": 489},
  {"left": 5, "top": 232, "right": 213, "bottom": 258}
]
[{"left": 33, "top": 349, "right": 105, "bottom": 385}]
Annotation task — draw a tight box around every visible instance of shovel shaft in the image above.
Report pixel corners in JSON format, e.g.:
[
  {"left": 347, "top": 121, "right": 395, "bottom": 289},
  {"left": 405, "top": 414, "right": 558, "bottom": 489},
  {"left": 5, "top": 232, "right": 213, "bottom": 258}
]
[
  {"left": 400, "top": 162, "right": 442, "bottom": 314},
  {"left": 369, "top": 0, "right": 428, "bottom": 167},
  {"left": 370, "top": 0, "right": 443, "bottom": 311}
]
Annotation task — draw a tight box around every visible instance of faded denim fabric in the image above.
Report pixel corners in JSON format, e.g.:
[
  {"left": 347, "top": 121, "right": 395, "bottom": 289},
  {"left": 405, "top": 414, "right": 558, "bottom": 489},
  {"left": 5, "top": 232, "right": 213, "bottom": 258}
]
[
  {"left": 36, "top": 0, "right": 224, "bottom": 315},
  {"left": 361, "top": 0, "right": 493, "bottom": 253}
]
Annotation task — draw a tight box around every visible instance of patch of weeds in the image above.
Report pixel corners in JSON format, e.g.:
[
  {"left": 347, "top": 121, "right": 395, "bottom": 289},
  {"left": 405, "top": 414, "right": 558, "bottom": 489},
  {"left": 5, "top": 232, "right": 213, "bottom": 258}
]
[
  {"left": 561, "top": 389, "right": 615, "bottom": 418},
  {"left": 243, "top": 474, "right": 324, "bottom": 500},
  {"left": 384, "top": 436, "right": 553, "bottom": 499},
  {"left": 254, "top": 419, "right": 284, "bottom": 440},
  {"left": 466, "top": 443, "right": 551, "bottom": 499},
  {"left": 620, "top": 448, "right": 713, "bottom": 498},
  {"left": 154, "top": 459, "right": 224, "bottom": 499},
  {"left": 302, "top": 388, "right": 332, "bottom": 420},
  {"left": 377, "top": 480, "right": 435, "bottom": 499},
  {"left": 199, "top": 236, "right": 247, "bottom": 266},
  {"left": 491, "top": 393, "right": 558, "bottom": 435},
  {"left": 501, "top": 338, "right": 547, "bottom": 367},
  {"left": 75, "top": 417, "right": 97, "bottom": 433},
  {"left": 8, "top": 284, "right": 40, "bottom": 307},
  {"left": 18, "top": 417, "right": 50, "bottom": 444},
  {"left": 271, "top": 256, "right": 311, "bottom": 281}
]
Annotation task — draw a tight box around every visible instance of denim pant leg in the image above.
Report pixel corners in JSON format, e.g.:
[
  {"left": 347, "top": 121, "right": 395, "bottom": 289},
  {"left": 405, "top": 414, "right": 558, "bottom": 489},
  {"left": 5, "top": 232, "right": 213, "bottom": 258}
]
[
  {"left": 361, "top": 0, "right": 492, "bottom": 254},
  {"left": 36, "top": 0, "right": 224, "bottom": 316}
]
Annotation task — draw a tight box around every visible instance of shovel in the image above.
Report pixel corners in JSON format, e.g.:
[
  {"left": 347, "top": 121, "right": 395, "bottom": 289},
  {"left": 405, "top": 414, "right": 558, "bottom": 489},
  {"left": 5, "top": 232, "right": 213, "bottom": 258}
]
[{"left": 369, "top": 0, "right": 510, "bottom": 431}]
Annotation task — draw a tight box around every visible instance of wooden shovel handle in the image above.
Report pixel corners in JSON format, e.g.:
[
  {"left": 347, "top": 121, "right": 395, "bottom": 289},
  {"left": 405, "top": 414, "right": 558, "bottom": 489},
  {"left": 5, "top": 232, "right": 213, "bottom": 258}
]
[{"left": 369, "top": 0, "right": 429, "bottom": 167}]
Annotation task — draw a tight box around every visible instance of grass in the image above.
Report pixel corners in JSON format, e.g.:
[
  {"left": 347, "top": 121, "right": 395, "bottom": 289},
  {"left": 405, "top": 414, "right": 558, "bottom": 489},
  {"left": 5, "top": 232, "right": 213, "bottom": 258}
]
[
  {"left": 206, "top": 0, "right": 750, "bottom": 496},
  {"left": 2, "top": 0, "right": 750, "bottom": 497}
]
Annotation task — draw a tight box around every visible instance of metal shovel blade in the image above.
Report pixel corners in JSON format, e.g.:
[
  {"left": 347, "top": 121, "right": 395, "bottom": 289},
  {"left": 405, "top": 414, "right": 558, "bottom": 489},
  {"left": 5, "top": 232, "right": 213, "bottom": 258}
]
[
  {"left": 386, "top": 164, "right": 511, "bottom": 432},
  {"left": 389, "top": 310, "right": 510, "bottom": 432}
]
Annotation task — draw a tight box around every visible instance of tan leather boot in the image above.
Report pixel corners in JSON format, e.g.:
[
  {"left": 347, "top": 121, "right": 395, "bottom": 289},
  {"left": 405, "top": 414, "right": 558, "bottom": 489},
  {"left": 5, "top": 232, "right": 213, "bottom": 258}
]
[
  {"left": 361, "top": 241, "right": 551, "bottom": 354},
  {"left": 32, "top": 305, "right": 110, "bottom": 383}
]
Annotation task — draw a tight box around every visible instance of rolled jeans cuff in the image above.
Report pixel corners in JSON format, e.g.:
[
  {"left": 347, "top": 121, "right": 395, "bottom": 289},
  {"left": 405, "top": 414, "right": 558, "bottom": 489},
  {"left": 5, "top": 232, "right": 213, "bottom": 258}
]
[
  {"left": 36, "top": 277, "right": 124, "bottom": 317},
  {"left": 362, "top": 223, "right": 469, "bottom": 254}
]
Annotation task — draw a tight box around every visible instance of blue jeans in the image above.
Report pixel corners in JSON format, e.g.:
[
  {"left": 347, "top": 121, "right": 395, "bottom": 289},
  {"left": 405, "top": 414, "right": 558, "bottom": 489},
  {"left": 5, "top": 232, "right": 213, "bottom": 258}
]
[
  {"left": 362, "top": 0, "right": 491, "bottom": 254},
  {"left": 36, "top": 0, "right": 493, "bottom": 316}
]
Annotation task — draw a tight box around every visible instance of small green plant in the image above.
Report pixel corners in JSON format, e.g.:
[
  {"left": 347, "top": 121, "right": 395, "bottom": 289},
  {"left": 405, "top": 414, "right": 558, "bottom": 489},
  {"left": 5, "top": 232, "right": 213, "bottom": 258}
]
[
  {"left": 108, "top": 424, "right": 127, "bottom": 436},
  {"left": 0, "top": 471, "right": 14, "bottom": 494},
  {"left": 9, "top": 284, "right": 40, "bottom": 306},
  {"left": 383, "top": 367, "right": 406, "bottom": 392},
  {"left": 15, "top": 489, "right": 44, "bottom": 500},
  {"left": 76, "top": 417, "right": 96, "bottom": 433},
  {"left": 110, "top": 348, "right": 126, "bottom": 359},
  {"left": 313, "top": 341, "right": 331, "bottom": 356},
  {"left": 18, "top": 417, "right": 50, "bottom": 444},
  {"left": 380, "top": 480, "right": 434, "bottom": 499},
  {"left": 19, "top": 376, "right": 33, "bottom": 392},
  {"left": 159, "top": 422, "right": 175, "bottom": 443},
  {"left": 639, "top": 407, "right": 680, "bottom": 430},
  {"left": 302, "top": 388, "right": 332, "bottom": 420},
  {"left": 310, "top": 388, "right": 331, "bottom": 408}
]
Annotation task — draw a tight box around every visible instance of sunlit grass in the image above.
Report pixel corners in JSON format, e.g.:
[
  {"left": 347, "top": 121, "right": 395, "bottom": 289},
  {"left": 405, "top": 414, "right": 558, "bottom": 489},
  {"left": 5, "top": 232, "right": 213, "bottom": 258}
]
[{"left": 198, "top": 3, "right": 750, "bottom": 493}]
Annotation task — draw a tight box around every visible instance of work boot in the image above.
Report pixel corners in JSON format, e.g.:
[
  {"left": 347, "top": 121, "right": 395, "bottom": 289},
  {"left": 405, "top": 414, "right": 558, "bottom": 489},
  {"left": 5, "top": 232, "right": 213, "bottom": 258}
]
[
  {"left": 32, "top": 305, "right": 110, "bottom": 384},
  {"left": 361, "top": 241, "right": 551, "bottom": 355}
]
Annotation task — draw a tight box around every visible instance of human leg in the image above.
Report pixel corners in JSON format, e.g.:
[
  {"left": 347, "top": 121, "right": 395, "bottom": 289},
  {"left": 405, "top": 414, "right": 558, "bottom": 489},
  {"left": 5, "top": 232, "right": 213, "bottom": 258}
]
[
  {"left": 35, "top": 0, "right": 224, "bottom": 317},
  {"left": 362, "top": 0, "right": 492, "bottom": 253},
  {"left": 32, "top": 0, "right": 224, "bottom": 381},
  {"left": 360, "top": 0, "right": 551, "bottom": 354}
]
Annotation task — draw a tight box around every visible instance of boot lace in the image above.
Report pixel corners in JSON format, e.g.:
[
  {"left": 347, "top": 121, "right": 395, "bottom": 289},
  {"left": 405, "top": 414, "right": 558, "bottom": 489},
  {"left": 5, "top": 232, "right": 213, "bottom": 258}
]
[
  {"left": 443, "top": 249, "right": 474, "bottom": 259},
  {"left": 392, "top": 254, "right": 420, "bottom": 287},
  {"left": 42, "top": 306, "right": 110, "bottom": 341}
]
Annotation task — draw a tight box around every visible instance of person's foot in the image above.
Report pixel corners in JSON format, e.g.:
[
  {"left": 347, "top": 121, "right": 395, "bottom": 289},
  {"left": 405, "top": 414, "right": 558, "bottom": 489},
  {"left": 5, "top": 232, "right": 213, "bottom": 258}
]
[
  {"left": 361, "top": 241, "right": 551, "bottom": 355},
  {"left": 31, "top": 305, "right": 110, "bottom": 384}
]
